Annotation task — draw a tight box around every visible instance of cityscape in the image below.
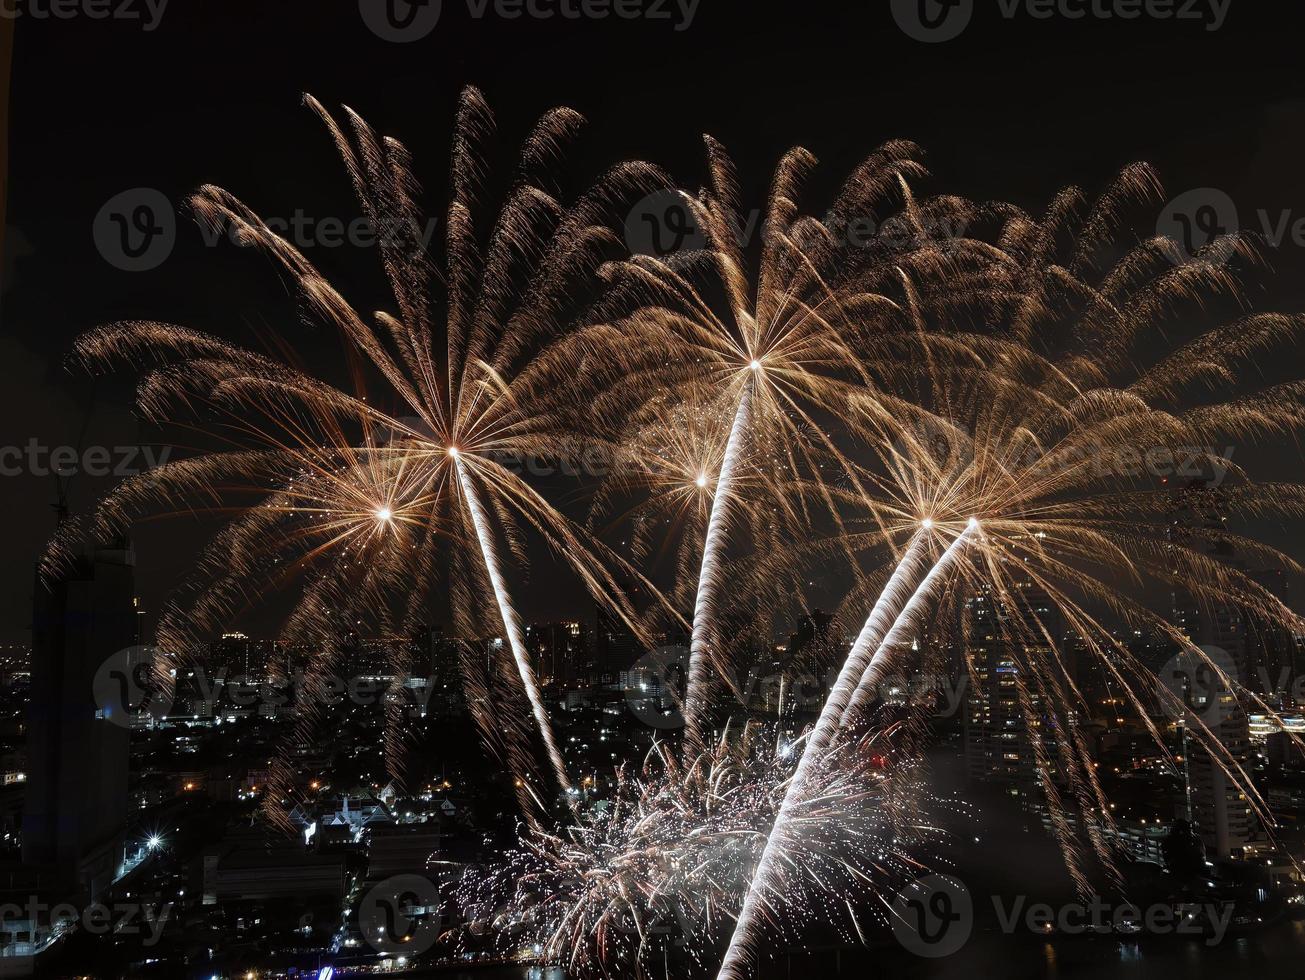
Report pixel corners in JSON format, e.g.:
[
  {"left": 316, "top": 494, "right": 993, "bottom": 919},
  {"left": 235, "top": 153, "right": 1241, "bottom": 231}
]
[{"left": 5, "top": 3, "right": 1305, "bottom": 979}]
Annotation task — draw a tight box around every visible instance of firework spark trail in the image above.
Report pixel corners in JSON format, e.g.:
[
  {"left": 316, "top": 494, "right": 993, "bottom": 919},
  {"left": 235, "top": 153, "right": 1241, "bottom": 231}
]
[
  {"left": 717, "top": 523, "right": 976, "bottom": 980},
  {"left": 51, "top": 88, "right": 1305, "bottom": 976},
  {"left": 588, "top": 138, "right": 984, "bottom": 753},
  {"left": 45, "top": 90, "right": 683, "bottom": 824},
  {"left": 685, "top": 375, "right": 754, "bottom": 753},
  {"left": 455, "top": 725, "right": 945, "bottom": 978},
  {"left": 840, "top": 521, "right": 979, "bottom": 729},
  {"left": 455, "top": 454, "right": 574, "bottom": 802}
]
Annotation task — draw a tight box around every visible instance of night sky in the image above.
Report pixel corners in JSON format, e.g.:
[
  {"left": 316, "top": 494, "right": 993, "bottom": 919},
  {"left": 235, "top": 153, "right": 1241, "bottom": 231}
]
[{"left": 4, "top": 0, "right": 1305, "bottom": 643}]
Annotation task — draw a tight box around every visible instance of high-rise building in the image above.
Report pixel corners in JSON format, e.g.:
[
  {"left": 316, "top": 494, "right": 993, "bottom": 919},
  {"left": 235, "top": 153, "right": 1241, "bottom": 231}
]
[
  {"left": 1184, "top": 709, "right": 1259, "bottom": 859},
  {"left": 1168, "top": 481, "right": 1260, "bottom": 858},
  {"left": 964, "top": 584, "right": 1033, "bottom": 798},
  {"left": 212, "top": 631, "right": 279, "bottom": 684},
  {"left": 962, "top": 573, "right": 1062, "bottom": 816},
  {"left": 23, "top": 538, "right": 137, "bottom": 899},
  {"left": 526, "top": 621, "right": 589, "bottom": 688},
  {"left": 1168, "top": 482, "right": 1248, "bottom": 680},
  {"left": 784, "top": 609, "right": 834, "bottom": 676},
  {"left": 1246, "top": 568, "right": 1303, "bottom": 707},
  {"left": 595, "top": 605, "right": 642, "bottom": 684}
]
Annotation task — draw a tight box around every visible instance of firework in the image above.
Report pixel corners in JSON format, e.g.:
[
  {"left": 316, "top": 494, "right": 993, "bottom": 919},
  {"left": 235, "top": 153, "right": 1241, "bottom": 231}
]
[
  {"left": 53, "top": 86, "right": 1305, "bottom": 980},
  {"left": 49, "top": 88, "right": 673, "bottom": 823},
  {"left": 713, "top": 164, "right": 1305, "bottom": 975},
  {"left": 717, "top": 525, "right": 975, "bottom": 980},
  {"left": 586, "top": 137, "right": 994, "bottom": 752},
  {"left": 454, "top": 723, "right": 951, "bottom": 977}
]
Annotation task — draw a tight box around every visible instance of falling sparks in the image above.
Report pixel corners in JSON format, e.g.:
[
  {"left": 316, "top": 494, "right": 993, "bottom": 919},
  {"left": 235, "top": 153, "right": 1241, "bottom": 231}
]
[
  {"left": 46, "top": 86, "right": 1305, "bottom": 980},
  {"left": 454, "top": 725, "right": 953, "bottom": 978},
  {"left": 46, "top": 86, "right": 670, "bottom": 827}
]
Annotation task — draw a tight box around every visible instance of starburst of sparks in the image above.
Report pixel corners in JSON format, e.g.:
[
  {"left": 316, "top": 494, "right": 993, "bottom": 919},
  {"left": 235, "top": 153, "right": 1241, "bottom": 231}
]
[
  {"left": 453, "top": 724, "right": 953, "bottom": 976},
  {"left": 47, "top": 86, "right": 1305, "bottom": 980}
]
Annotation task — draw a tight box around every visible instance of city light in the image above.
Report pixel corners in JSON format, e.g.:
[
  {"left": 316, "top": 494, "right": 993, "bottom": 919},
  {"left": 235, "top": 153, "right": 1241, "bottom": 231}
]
[{"left": 19, "top": 15, "right": 1305, "bottom": 980}]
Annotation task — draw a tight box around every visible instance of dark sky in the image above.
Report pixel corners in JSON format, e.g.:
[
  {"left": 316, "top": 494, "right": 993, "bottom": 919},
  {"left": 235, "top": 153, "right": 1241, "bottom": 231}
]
[{"left": 3, "top": 0, "right": 1305, "bottom": 643}]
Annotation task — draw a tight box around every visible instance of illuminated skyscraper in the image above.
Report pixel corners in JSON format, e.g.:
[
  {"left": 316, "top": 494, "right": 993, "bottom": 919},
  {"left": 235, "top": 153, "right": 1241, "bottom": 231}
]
[
  {"left": 963, "top": 572, "right": 1062, "bottom": 817},
  {"left": 1169, "top": 481, "right": 1260, "bottom": 858},
  {"left": 1183, "top": 709, "right": 1258, "bottom": 859},
  {"left": 526, "top": 621, "right": 589, "bottom": 688}
]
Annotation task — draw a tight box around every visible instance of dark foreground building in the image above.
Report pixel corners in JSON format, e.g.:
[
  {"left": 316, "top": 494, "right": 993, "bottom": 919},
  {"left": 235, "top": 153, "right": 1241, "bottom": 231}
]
[{"left": 22, "top": 537, "right": 136, "bottom": 900}]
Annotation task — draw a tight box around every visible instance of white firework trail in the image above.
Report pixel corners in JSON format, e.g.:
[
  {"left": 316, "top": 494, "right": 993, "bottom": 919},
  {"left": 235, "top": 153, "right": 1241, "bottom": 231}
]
[
  {"left": 455, "top": 453, "right": 575, "bottom": 803},
  {"left": 717, "top": 521, "right": 978, "bottom": 980},
  {"left": 685, "top": 373, "right": 755, "bottom": 753},
  {"left": 840, "top": 519, "right": 980, "bottom": 729}
]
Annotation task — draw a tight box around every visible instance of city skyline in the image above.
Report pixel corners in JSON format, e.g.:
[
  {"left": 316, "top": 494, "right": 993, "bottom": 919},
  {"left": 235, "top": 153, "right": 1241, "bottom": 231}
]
[{"left": 5, "top": 3, "right": 1305, "bottom": 978}]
